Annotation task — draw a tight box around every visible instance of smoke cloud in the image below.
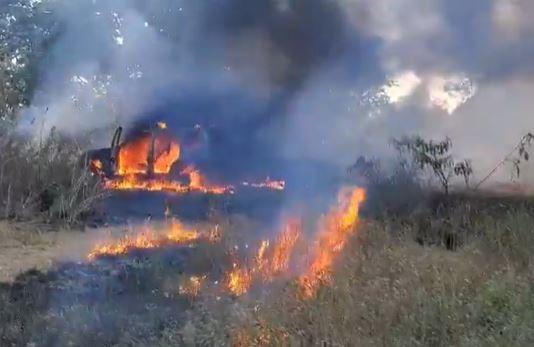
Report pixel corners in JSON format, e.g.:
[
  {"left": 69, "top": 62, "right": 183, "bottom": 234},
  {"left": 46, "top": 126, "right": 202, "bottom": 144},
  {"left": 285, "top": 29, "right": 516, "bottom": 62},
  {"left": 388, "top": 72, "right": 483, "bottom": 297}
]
[{"left": 18, "top": 0, "right": 534, "bottom": 183}]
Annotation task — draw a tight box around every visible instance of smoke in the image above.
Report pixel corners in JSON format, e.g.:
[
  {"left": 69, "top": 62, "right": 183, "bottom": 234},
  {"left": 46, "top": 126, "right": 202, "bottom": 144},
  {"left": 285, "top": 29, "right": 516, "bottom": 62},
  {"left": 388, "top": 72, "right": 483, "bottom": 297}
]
[{"left": 17, "top": 0, "right": 534, "bottom": 183}]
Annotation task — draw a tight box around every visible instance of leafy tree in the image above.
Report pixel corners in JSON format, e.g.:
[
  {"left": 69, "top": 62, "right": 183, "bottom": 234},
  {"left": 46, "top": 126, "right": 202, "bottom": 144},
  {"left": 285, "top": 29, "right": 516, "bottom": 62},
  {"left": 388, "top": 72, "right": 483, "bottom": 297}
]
[
  {"left": 392, "top": 136, "right": 472, "bottom": 194},
  {"left": 0, "top": 0, "right": 60, "bottom": 119}
]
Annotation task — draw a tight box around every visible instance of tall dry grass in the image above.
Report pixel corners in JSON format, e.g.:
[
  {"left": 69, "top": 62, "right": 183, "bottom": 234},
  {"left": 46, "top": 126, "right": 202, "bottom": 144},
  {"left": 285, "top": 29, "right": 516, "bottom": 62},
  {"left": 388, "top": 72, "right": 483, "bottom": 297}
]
[
  {"left": 0, "top": 122, "right": 103, "bottom": 224},
  {"left": 178, "top": 205, "right": 534, "bottom": 347},
  {"left": 1, "top": 196, "right": 533, "bottom": 346}
]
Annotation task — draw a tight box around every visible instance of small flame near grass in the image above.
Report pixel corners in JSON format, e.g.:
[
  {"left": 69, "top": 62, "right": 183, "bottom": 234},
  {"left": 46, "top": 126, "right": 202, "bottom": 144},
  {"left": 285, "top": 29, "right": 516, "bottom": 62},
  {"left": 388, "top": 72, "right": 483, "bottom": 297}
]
[
  {"left": 86, "top": 186, "right": 366, "bottom": 301},
  {"left": 298, "top": 187, "right": 366, "bottom": 298},
  {"left": 224, "top": 218, "right": 302, "bottom": 295},
  {"left": 87, "top": 219, "right": 206, "bottom": 260},
  {"left": 223, "top": 187, "right": 366, "bottom": 298}
]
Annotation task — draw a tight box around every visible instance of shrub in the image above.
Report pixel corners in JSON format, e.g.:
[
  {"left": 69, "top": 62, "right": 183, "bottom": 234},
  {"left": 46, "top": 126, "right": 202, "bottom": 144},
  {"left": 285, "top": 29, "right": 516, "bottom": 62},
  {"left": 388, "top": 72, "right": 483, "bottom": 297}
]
[{"left": 0, "top": 122, "right": 103, "bottom": 223}]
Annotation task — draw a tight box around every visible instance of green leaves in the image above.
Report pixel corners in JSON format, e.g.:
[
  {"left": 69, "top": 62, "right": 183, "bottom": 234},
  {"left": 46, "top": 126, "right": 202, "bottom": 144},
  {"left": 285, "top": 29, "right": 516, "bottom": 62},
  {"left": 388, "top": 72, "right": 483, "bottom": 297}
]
[
  {"left": 392, "top": 135, "right": 473, "bottom": 194},
  {"left": 0, "top": 0, "right": 60, "bottom": 119}
]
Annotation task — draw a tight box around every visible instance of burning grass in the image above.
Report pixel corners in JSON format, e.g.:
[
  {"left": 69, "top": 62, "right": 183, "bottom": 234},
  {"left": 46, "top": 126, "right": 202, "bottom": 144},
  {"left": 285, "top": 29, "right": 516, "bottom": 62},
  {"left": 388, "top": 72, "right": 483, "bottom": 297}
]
[
  {"left": 87, "top": 186, "right": 367, "bottom": 299},
  {"left": 2, "top": 191, "right": 534, "bottom": 346},
  {"left": 184, "top": 206, "right": 534, "bottom": 347},
  {"left": 87, "top": 219, "right": 210, "bottom": 260}
]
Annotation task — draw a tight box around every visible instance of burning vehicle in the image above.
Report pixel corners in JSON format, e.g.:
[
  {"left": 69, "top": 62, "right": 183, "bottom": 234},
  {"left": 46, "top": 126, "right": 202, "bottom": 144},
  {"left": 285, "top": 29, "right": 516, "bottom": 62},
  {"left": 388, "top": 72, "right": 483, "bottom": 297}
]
[{"left": 86, "top": 122, "right": 285, "bottom": 196}]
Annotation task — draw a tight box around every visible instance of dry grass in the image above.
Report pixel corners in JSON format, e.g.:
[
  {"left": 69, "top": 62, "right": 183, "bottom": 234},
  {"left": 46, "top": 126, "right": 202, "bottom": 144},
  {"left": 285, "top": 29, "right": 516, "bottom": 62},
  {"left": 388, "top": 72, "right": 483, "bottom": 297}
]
[
  {"left": 0, "top": 122, "right": 103, "bottom": 224},
  {"left": 179, "top": 205, "right": 534, "bottom": 347},
  {"left": 0, "top": 200, "right": 534, "bottom": 346}
]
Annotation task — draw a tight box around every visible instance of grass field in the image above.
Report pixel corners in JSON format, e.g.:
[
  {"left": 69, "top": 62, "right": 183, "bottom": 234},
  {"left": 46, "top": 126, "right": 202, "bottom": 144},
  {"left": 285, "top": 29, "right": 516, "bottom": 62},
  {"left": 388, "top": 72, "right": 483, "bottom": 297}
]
[{"left": 0, "top": 192, "right": 533, "bottom": 346}]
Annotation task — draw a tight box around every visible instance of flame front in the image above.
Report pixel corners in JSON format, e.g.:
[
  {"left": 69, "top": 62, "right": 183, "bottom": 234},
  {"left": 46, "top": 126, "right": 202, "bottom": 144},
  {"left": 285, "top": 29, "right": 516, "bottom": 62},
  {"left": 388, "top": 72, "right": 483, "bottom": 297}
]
[
  {"left": 223, "top": 187, "right": 365, "bottom": 298},
  {"left": 86, "top": 186, "right": 365, "bottom": 300},
  {"left": 103, "top": 171, "right": 233, "bottom": 195},
  {"left": 263, "top": 219, "right": 301, "bottom": 281},
  {"left": 87, "top": 219, "right": 204, "bottom": 260},
  {"left": 87, "top": 230, "right": 159, "bottom": 260},
  {"left": 226, "top": 265, "right": 253, "bottom": 296},
  {"left": 116, "top": 130, "right": 180, "bottom": 176},
  {"left": 168, "top": 219, "right": 200, "bottom": 243},
  {"left": 225, "top": 218, "right": 302, "bottom": 295},
  {"left": 299, "top": 187, "right": 366, "bottom": 298}
]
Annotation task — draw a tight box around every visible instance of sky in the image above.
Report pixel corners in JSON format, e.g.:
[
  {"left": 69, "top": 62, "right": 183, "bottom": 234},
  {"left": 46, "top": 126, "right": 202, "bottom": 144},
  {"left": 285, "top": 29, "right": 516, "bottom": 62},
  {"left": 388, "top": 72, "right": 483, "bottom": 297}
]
[{"left": 13, "top": 0, "right": 534, "bottom": 183}]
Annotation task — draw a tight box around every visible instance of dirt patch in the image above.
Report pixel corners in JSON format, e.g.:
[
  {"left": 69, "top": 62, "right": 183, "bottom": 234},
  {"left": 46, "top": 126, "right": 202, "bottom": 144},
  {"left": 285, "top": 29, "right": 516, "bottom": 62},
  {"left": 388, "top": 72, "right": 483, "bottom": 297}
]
[{"left": 0, "top": 222, "right": 95, "bottom": 282}]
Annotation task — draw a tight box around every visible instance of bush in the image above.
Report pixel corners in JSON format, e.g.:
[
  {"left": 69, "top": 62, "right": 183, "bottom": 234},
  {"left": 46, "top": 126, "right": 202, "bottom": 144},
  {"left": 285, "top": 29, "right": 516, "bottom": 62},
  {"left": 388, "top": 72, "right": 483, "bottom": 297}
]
[{"left": 0, "top": 122, "right": 103, "bottom": 223}]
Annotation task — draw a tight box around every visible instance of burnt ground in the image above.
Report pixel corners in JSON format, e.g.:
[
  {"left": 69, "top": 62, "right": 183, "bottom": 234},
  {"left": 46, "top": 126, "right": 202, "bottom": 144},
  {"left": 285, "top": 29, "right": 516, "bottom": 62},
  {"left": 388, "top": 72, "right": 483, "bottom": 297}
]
[
  {"left": 0, "top": 247, "right": 210, "bottom": 346},
  {"left": 2, "top": 187, "right": 534, "bottom": 345},
  {"left": 91, "top": 188, "right": 287, "bottom": 226},
  {"left": 0, "top": 189, "right": 290, "bottom": 346}
]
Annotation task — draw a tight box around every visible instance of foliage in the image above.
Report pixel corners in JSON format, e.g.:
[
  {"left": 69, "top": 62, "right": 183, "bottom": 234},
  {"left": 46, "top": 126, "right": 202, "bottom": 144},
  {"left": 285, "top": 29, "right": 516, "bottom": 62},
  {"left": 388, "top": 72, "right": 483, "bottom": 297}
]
[
  {"left": 0, "top": 0, "right": 60, "bottom": 119},
  {"left": 392, "top": 135, "right": 473, "bottom": 194},
  {"left": 0, "top": 121, "right": 103, "bottom": 223}
]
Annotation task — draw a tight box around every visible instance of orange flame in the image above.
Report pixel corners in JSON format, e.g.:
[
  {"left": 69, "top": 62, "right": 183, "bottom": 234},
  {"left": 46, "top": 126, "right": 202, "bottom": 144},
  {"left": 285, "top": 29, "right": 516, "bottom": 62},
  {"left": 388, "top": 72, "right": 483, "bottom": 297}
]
[
  {"left": 87, "top": 219, "right": 204, "bottom": 260},
  {"left": 102, "top": 174, "right": 233, "bottom": 195},
  {"left": 153, "top": 140, "right": 180, "bottom": 174},
  {"left": 262, "top": 218, "right": 301, "bottom": 281},
  {"left": 116, "top": 132, "right": 180, "bottom": 176},
  {"left": 89, "top": 124, "right": 284, "bottom": 195},
  {"left": 90, "top": 159, "right": 104, "bottom": 176},
  {"left": 167, "top": 219, "right": 200, "bottom": 243},
  {"left": 224, "top": 218, "right": 302, "bottom": 296},
  {"left": 226, "top": 265, "right": 253, "bottom": 296},
  {"left": 299, "top": 187, "right": 366, "bottom": 298}
]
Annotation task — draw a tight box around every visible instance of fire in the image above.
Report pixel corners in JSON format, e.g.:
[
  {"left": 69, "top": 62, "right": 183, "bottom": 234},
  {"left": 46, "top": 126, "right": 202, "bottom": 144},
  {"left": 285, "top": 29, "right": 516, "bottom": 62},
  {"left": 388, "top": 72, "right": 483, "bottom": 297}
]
[
  {"left": 87, "top": 219, "right": 205, "bottom": 260},
  {"left": 103, "top": 173, "right": 233, "bottom": 195},
  {"left": 90, "top": 159, "right": 104, "bottom": 176},
  {"left": 262, "top": 219, "right": 301, "bottom": 281},
  {"left": 242, "top": 177, "right": 286, "bottom": 191},
  {"left": 85, "top": 184, "right": 365, "bottom": 301},
  {"left": 299, "top": 187, "right": 366, "bottom": 298},
  {"left": 87, "top": 229, "right": 159, "bottom": 260},
  {"left": 154, "top": 141, "right": 180, "bottom": 174},
  {"left": 116, "top": 132, "right": 180, "bottom": 176},
  {"left": 224, "top": 218, "right": 302, "bottom": 296},
  {"left": 89, "top": 123, "right": 286, "bottom": 195},
  {"left": 255, "top": 240, "right": 270, "bottom": 273},
  {"left": 168, "top": 219, "right": 200, "bottom": 243},
  {"left": 226, "top": 265, "right": 253, "bottom": 296},
  {"left": 100, "top": 125, "right": 233, "bottom": 195},
  {"left": 223, "top": 187, "right": 365, "bottom": 298}
]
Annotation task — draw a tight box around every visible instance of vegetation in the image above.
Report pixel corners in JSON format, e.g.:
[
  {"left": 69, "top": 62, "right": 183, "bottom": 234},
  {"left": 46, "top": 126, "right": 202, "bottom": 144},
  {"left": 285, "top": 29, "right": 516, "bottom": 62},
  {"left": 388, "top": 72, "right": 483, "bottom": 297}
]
[
  {"left": 0, "top": 194, "right": 534, "bottom": 346},
  {"left": 0, "top": 122, "right": 103, "bottom": 224},
  {"left": 392, "top": 136, "right": 472, "bottom": 194},
  {"left": 1, "top": 0, "right": 59, "bottom": 120},
  {"left": 1, "top": 3, "right": 533, "bottom": 347}
]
